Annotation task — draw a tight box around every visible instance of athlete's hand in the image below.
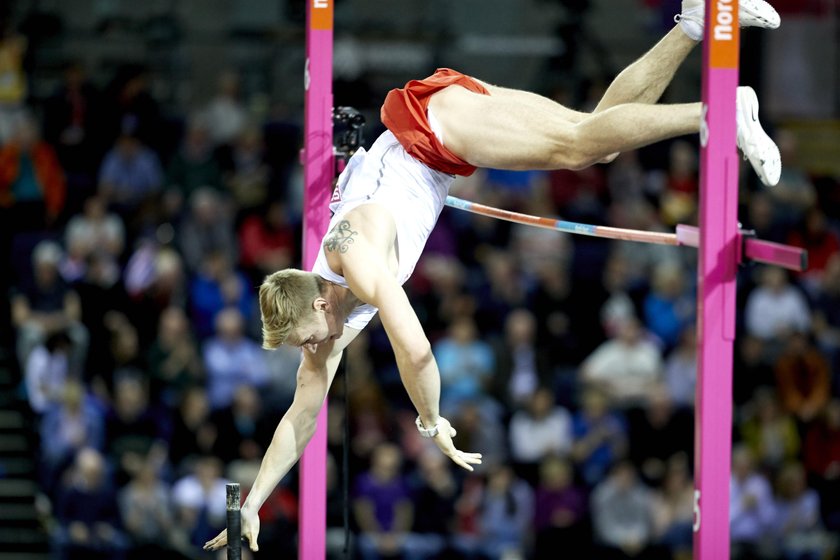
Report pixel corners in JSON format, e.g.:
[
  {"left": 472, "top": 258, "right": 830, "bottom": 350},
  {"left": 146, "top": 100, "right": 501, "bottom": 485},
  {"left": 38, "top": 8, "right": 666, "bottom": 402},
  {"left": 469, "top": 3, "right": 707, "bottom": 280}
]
[
  {"left": 431, "top": 417, "right": 483, "bottom": 472},
  {"left": 203, "top": 504, "right": 261, "bottom": 553}
]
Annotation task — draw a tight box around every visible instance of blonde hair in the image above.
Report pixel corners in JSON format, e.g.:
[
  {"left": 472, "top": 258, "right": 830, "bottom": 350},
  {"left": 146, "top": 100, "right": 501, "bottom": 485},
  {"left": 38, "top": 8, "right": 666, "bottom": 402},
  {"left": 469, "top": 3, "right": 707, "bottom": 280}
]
[{"left": 259, "top": 269, "right": 325, "bottom": 349}]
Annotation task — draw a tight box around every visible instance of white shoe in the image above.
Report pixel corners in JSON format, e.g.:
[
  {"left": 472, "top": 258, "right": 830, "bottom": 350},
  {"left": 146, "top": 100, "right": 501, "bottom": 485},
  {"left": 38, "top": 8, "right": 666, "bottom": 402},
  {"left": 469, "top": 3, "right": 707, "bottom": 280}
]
[
  {"left": 736, "top": 86, "right": 781, "bottom": 186},
  {"left": 676, "top": 0, "right": 781, "bottom": 40}
]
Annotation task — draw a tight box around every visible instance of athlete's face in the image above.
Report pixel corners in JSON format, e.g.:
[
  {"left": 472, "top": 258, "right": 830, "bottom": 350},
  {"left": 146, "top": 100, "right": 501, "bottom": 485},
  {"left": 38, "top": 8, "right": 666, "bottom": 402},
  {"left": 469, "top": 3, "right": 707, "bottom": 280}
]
[{"left": 290, "top": 303, "right": 342, "bottom": 354}]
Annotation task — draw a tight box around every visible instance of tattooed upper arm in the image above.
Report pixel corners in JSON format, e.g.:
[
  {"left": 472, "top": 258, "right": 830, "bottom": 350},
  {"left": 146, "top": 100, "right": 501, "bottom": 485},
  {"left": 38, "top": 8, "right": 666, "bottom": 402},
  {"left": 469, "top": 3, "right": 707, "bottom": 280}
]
[{"left": 324, "top": 220, "right": 358, "bottom": 254}]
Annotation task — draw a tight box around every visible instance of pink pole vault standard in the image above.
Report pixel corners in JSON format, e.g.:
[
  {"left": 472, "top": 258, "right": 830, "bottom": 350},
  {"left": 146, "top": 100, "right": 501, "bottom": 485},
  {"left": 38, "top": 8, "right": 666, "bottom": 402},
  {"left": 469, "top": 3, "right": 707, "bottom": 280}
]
[
  {"left": 300, "top": 1, "right": 333, "bottom": 558},
  {"left": 694, "top": 0, "right": 739, "bottom": 558}
]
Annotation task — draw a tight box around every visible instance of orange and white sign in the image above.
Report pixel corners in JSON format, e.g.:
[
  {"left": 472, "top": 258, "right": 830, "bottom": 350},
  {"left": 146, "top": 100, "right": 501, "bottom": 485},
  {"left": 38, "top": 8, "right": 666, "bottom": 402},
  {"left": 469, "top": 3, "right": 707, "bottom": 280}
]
[
  {"left": 709, "top": 0, "right": 739, "bottom": 68},
  {"left": 311, "top": 0, "right": 333, "bottom": 30}
]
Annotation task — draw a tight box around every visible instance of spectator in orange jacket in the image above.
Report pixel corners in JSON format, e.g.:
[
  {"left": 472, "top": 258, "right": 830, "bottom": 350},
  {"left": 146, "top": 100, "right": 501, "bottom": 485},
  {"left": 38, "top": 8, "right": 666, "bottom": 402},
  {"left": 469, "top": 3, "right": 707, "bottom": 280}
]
[
  {"left": 775, "top": 332, "right": 831, "bottom": 425},
  {"left": 0, "top": 113, "right": 66, "bottom": 228}
]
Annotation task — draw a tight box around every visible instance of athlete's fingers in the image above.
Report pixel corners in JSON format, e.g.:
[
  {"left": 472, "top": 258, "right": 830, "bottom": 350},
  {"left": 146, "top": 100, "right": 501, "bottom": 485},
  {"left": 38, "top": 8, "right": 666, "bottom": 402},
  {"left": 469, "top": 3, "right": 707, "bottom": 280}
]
[
  {"left": 242, "top": 517, "right": 260, "bottom": 552},
  {"left": 451, "top": 455, "right": 474, "bottom": 472},
  {"left": 245, "top": 534, "right": 259, "bottom": 552},
  {"left": 461, "top": 453, "right": 483, "bottom": 464},
  {"left": 203, "top": 529, "right": 227, "bottom": 550}
]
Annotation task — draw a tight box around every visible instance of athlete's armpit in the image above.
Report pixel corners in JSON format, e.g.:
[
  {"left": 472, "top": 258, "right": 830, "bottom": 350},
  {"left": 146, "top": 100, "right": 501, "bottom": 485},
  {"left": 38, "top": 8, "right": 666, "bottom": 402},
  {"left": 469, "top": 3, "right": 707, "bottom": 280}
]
[{"left": 324, "top": 220, "right": 358, "bottom": 254}]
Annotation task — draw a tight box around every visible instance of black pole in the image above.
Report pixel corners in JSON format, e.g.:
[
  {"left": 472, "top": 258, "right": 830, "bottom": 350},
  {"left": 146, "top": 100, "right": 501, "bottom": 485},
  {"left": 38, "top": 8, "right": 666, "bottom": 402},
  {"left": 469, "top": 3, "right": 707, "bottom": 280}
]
[{"left": 226, "top": 483, "right": 241, "bottom": 560}]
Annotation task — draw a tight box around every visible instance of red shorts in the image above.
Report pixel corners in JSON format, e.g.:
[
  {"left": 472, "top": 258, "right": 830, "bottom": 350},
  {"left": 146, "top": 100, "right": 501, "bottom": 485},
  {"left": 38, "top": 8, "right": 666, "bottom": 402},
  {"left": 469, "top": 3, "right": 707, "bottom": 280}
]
[{"left": 380, "top": 68, "right": 489, "bottom": 176}]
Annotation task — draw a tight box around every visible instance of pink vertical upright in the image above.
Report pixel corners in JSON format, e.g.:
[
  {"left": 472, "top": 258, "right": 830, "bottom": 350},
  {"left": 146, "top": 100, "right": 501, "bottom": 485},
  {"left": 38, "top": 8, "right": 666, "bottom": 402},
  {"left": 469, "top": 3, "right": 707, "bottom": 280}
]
[
  {"left": 300, "top": 1, "right": 333, "bottom": 558},
  {"left": 693, "top": 1, "right": 740, "bottom": 559}
]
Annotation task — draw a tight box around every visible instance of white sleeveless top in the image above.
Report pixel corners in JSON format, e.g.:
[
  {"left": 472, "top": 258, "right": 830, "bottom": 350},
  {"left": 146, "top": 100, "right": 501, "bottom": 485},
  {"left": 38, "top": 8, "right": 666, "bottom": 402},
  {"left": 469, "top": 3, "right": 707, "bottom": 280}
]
[{"left": 311, "top": 130, "right": 455, "bottom": 330}]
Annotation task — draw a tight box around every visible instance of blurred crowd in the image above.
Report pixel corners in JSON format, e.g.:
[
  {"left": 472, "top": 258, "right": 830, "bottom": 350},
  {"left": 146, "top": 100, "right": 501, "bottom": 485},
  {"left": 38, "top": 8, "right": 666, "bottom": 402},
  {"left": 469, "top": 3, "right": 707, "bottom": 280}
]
[{"left": 3, "top": 13, "right": 840, "bottom": 560}]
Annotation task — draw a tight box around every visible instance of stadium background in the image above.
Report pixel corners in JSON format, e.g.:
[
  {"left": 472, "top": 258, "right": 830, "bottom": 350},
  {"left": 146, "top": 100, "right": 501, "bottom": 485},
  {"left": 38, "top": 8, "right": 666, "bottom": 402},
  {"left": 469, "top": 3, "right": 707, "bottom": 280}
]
[{"left": 0, "top": 0, "right": 839, "bottom": 558}]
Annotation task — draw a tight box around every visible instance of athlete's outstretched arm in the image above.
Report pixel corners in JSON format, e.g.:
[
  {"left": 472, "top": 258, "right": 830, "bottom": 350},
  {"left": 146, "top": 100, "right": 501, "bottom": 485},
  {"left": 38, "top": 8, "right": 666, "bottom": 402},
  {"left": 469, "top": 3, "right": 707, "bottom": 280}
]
[
  {"left": 203, "top": 326, "right": 360, "bottom": 552},
  {"left": 338, "top": 232, "right": 482, "bottom": 472}
]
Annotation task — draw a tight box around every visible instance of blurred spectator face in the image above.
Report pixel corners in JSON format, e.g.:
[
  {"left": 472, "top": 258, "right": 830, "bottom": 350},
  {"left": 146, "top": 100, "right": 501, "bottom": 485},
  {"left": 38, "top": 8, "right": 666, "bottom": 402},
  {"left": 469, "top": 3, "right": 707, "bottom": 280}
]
[
  {"left": 823, "top": 255, "right": 840, "bottom": 294},
  {"left": 488, "top": 465, "right": 514, "bottom": 493},
  {"left": 617, "top": 317, "right": 643, "bottom": 345},
  {"left": 485, "top": 251, "right": 515, "bottom": 287},
  {"left": 777, "top": 463, "right": 807, "bottom": 500},
  {"left": 785, "top": 331, "right": 809, "bottom": 355},
  {"left": 159, "top": 307, "right": 189, "bottom": 341},
  {"left": 33, "top": 241, "right": 62, "bottom": 285},
  {"left": 236, "top": 127, "right": 263, "bottom": 156},
  {"left": 75, "top": 448, "right": 106, "bottom": 489},
  {"left": 218, "top": 71, "right": 240, "bottom": 99},
  {"left": 540, "top": 456, "right": 573, "bottom": 490},
  {"left": 135, "top": 458, "right": 158, "bottom": 487},
  {"left": 581, "top": 388, "right": 608, "bottom": 419},
  {"left": 825, "top": 400, "right": 840, "bottom": 429},
  {"left": 12, "top": 115, "right": 39, "bottom": 151},
  {"left": 449, "top": 316, "right": 478, "bottom": 345},
  {"left": 67, "top": 233, "right": 89, "bottom": 261},
  {"left": 215, "top": 308, "right": 244, "bottom": 342},
  {"left": 232, "top": 385, "right": 260, "bottom": 418},
  {"left": 418, "top": 448, "right": 448, "bottom": 482},
  {"left": 669, "top": 141, "right": 697, "bottom": 175},
  {"left": 804, "top": 207, "right": 828, "bottom": 237},
  {"left": 761, "top": 267, "right": 788, "bottom": 293},
  {"left": 121, "top": 74, "right": 148, "bottom": 101},
  {"left": 603, "top": 254, "right": 631, "bottom": 292},
  {"left": 755, "top": 389, "right": 781, "bottom": 423},
  {"left": 748, "top": 192, "right": 775, "bottom": 231},
  {"left": 116, "top": 135, "right": 141, "bottom": 159},
  {"left": 371, "top": 443, "right": 402, "bottom": 482},
  {"left": 777, "top": 130, "right": 800, "bottom": 164},
  {"left": 181, "top": 387, "right": 210, "bottom": 425},
  {"left": 266, "top": 201, "right": 287, "bottom": 229},
  {"left": 652, "top": 262, "right": 684, "bottom": 299},
  {"left": 191, "top": 189, "right": 221, "bottom": 224},
  {"left": 221, "top": 274, "right": 244, "bottom": 304},
  {"left": 184, "top": 119, "right": 212, "bottom": 157},
  {"left": 506, "top": 309, "right": 536, "bottom": 345},
  {"left": 535, "top": 264, "right": 569, "bottom": 296},
  {"left": 155, "top": 249, "right": 184, "bottom": 293},
  {"left": 111, "top": 321, "right": 139, "bottom": 364},
  {"left": 663, "top": 456, "right": 690, "bottom": 493},
  {"left": 64, "top": 62, "right": 85, "bottom": 90},
  {"left": 678, "top": 326, "right": 697, "bottom": 351},
  {"left": 529, "top": 387, "right": 555, "bottom": 419},
  {"left": 195, "top": 456, "right": 222, "bottom": 489},
  {"left": 613, "top": 462, "right": 637, "bottom": 491},
  {"left": 423, "top": 256, "right": 464, "bottom": 295},
  {"left": 739, "top": 335, "right": 764, "bottom": 365},
  {"left": 83, "top": 195, "right": 107, "bottom": 220},
  {"left": 114, "top": 377, "right": 148, "bottom": 421},
  {"left": 732, "top": 446, "right": 755, "bottom": 480},
  {"left": 646, "top": 385, "right": 673, "bottom": 425},
  {"left": 63, "top": 379, "right": 85, "bottom": 415},
  {"left": 457, "top": 401, "right": 482, "bottom": 432}
]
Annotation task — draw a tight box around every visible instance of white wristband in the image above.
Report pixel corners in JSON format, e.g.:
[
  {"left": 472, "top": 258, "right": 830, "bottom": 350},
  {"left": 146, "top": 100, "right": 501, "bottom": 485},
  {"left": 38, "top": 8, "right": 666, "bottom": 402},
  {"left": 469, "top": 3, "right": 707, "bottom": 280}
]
[{"left": 415, "top": 416, "right": 441, "bottom": 438}]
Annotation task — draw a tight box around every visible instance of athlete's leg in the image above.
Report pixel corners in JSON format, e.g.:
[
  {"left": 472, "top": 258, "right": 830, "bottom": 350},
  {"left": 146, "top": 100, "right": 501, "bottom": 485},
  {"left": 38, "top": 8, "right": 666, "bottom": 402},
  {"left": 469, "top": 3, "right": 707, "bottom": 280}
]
[
  {"left": 430, "top": 84, "right": 699, "bottom": 171},
  {"left": 594, "top": 26, "right": 696, "bottom": 112},
  {"left": 461, "top": 25, "right": 696, "bottom": 165},
  {"left": 475, "top": 81, "right": 588, "bottom": 124},
  {"left": 472, "top": 23, "right": 695, "bottom": 128}
]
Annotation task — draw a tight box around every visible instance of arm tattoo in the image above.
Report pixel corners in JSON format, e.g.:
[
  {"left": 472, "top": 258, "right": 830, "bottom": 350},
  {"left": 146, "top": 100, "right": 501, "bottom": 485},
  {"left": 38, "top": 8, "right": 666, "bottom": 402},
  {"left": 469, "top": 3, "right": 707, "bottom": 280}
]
[{"left": 324, "top": 220, "right": 358, "bottom": 254}]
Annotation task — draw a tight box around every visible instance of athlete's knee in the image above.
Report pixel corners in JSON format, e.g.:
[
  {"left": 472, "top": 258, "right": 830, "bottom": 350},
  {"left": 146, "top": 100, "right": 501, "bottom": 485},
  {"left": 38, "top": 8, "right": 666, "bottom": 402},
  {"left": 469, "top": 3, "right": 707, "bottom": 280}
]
[
  {"left": 539, "top": 127, "right": 587, "bottom": 170},
  {"left": 551, "top": 133, "right": 597, "bottom": 170},
  {"left": 562, "top": 123, "right": 609, "bottom": 169}
]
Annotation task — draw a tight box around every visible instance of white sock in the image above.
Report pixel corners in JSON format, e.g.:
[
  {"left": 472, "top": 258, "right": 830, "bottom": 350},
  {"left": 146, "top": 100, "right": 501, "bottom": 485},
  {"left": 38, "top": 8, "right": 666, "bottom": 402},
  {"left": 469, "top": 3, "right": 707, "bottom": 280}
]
[{"left": 676, "top": 10, "right": 704, "bottom": 41}]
